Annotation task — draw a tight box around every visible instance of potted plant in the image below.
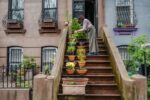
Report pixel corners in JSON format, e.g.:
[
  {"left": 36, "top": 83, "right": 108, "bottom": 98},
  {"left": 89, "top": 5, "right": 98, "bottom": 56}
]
[
  {"left": 68, "top": 38, "right": 77, "bottom": 46},
  {"left": 66, "top": 62, "right": 76, "bottom": 75},
  {"left": 77, "top": 53, "right": 86, "bottom": 60},
  {"left": 78, "top": 58, "right": 86, "bottom": 67},
  {"left": 67, "top": 46, "right": 76, "bottom": 61},
  {"left": 62, "top": 78, "right": 88, "bottom": 94},
  {"left": 71, "top": 18, "right": 81, "bottom": 33},
  {"left": 77, "top": 48, "right": 86, "bottom": 54},
  {"left": 76, "top": 67, "right": 87, "bottom": 75}
]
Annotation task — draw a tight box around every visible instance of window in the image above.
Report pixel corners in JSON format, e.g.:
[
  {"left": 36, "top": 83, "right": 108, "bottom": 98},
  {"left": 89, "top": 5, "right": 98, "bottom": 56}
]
[
  {"left": 42, "top": 0, "right": 57, "bottom": 21},
  {"left": 116, "top": 0, "right": 136, "bottom": 26},
  {"left": 41, "top": 47, "right": 57, "bottom": 72},
  {"left": 8, "top": 0, "right": 24, "bottom": 21},
  {"left": 8, "top": 47, "right": 23, "bottom": 71},
  {"left": 73, "top": 0, "right": 85, "bottom": 18},
  {"left": 117, "top": 45, "right": 131, "bottom": 61}
]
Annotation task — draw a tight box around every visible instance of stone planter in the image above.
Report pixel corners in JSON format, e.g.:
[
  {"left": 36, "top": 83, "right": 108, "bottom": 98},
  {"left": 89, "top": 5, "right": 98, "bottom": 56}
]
[{"left": 62, "top": 78, "right": 88, "bottom": 95}]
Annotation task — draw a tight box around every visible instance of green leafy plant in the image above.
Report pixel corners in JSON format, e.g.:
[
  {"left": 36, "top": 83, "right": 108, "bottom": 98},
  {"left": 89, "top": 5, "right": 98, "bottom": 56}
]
[
  {"left": 67, "top": 46, "right": 76, "bottom": 54},
  {"left": 20, "top": 56, "right": 36, "bottom": 69},
  {"left": 44, "top": 65, "right": 50, "bottom": 75},
  {"left": 74, "top": 32, "right": 87, "bottom": 40},
  {"left": 127, "top": 35, "right": 150, "bottom": 73},
  {"left": 71, "top": 18, "right": 81, "bottom": 32}
]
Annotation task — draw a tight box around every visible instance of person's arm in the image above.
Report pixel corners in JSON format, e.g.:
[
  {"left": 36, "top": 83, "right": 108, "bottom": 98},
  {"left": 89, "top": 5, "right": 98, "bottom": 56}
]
[{"left": 75, "top": 19, "right": 87, "bottom": 33}]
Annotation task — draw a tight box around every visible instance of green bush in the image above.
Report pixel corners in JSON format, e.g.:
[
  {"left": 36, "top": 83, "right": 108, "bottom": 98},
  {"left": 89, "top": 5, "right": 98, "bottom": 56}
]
[
  {"left": 127, "top": 35, "right": 150, "bottom": 73},
  {"left": 71, "top": 18, "right": 81, "bottom": 32}
]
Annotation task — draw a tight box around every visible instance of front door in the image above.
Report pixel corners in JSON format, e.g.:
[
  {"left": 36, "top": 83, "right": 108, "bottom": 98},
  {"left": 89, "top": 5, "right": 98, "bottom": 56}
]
[{"left": 73, "top": 0, "right": 98, "bottom": 32}]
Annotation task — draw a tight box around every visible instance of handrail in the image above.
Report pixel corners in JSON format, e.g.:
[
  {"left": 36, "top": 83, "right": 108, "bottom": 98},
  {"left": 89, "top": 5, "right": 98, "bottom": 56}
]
[
  {"left": 50, "top": 27, "right": 68, "bottom": 100},
  {"left": 101, "top": 27, "right": 135, "bottom": 100}
]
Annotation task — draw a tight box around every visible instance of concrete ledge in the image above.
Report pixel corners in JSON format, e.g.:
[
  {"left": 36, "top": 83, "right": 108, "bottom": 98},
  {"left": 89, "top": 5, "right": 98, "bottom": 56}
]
[
  {"left": 131, "top": 74, "right": 147, "bottom": 100},
  {"left": 0, "top": 88, "right": 30, "bottom": 100},
  {"left": 33, "top": 74, "right": 54, "bottom": 100}
]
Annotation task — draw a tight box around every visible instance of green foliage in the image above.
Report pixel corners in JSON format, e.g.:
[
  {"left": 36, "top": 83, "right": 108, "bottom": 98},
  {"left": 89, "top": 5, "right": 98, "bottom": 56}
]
[
  {"left": 44, "top": 65, "right": 50, "bottom": 75},
  {"left": 20, "top": 56, "right": 36, "bottom": 69},
  {"left": 67, "top": 46, "right": 76, "bottom": 53},
  {"left": 71, "top": 18, "right": 81, "bottom": 32},
  {"left": 74, "top": 32, "right": 87, "bottom": 40},
  {"left": 127, "top": 35, "right": 150, "bottom": 73},
  {"left": 148, "top": 77, "right": 150, "bottom": 99}
]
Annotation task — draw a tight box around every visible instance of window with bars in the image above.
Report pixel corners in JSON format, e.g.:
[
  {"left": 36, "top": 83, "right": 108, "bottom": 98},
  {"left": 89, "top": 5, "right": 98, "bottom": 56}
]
[
  {"left": 117, "top": 45, "right": 131, "bottom": 61},
  {"left": 41, "top": 47, "right": 57, "bottom": 72},
  {"left": 42, "top": 0, "right": 57, "bottom": 21},
  {"left": 8, "top": 47, "right": 23, "bottom": 71},
  {"left": 116, "top": 0, "right": 136, "bottom": 27},
  {"left": 8, "top": 0, "right": 24, "bottom": 21}
]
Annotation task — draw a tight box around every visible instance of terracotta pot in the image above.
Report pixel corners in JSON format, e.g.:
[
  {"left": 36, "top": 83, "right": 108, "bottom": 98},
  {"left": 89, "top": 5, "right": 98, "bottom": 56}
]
[
  {"left": 68, "top": 55, "right": 76, "bottom": 61},
  {"left": 78, "top": 61, "right": 86, "bottom": 67},
  {"left": 66, "top": 69, "right": 75, "bottom": 75},
  {"left": 76, "top": 69, "right": 87, "bottom": 75}
]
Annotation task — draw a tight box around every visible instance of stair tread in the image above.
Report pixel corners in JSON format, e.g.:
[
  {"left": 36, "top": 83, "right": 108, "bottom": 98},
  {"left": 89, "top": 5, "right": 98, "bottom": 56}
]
[
  {"left": 86, "top": 66, "right": 112, "bottom": 69},
  {"left": 65, "top": 55, "right": 109, "bottom": 57},
  {"left": 64, "top": 60, "right": 111, "bottom": 63},
  {"left": 58, "top": 93, "right": 121, "bottom": 97},
  {"left": 86, "top": 83, "right": 117, "bottom": 86},
  {"left": 62, "top": 74, "right": 115, "bottom": 77}
]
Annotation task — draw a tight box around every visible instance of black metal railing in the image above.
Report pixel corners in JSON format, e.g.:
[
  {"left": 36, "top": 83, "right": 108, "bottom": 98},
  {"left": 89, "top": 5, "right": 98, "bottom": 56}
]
[{"left": 0, "top": 65, "right": 35, "bottom": 88}]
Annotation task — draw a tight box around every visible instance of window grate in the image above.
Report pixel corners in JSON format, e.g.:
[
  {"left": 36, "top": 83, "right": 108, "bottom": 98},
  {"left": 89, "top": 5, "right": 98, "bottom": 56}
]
[
  {"left": 41, "top": 47, "right": 57, "bottom": 72},
  {"left": 8, "top": 47, "right": 23, "bottom": 72},
  {"left": 116, "top": 0, "right": 137, "bottom": 27}
]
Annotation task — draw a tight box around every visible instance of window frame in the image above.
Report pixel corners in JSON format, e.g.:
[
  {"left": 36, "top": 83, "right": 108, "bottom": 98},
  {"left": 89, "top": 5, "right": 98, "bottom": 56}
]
[
  {"left": 42, "top": 0, "right": 58, "bottom": 21},
  {"left": 41, "top": 46, "right": 57, "bottom": 72},
  {"left": 116, "top": 0, "right": 136, "bottom": 26},
  {"left": 8, "top": 0, "right": 24, "bottom": 21},
  {"left": 7, "top": 46, "right": 23, "bottom": 72}
]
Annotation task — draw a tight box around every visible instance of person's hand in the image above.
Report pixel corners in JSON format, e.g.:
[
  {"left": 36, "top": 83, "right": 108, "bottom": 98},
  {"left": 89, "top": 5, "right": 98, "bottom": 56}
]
[{"left": 74, "top": 30, "right": 78, "bottom": 33}]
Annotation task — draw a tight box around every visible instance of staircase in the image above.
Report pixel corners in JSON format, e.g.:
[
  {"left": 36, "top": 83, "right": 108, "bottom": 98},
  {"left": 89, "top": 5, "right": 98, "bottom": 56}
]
[{"left": 58, "top": 38, "right": 122, "bottom": 100}]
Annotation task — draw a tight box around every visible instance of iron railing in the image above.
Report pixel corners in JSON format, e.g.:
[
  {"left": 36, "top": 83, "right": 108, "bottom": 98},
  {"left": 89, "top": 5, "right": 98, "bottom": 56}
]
[{"left": 0, "top": 65, "right": 35, "bottom": 88}]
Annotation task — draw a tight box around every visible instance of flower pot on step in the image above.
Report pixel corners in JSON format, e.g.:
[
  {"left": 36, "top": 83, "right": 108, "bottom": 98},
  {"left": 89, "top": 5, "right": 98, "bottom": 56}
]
[
  {"left": 68, "top": 55, "right": 76, "bottom": 61},
  {"left": 62, "top": 78, "right": 88, "bottom": 94},
  {"left": 76, "top": 69, "right": 87, "bottom": 75},
  {"left": 66, "top": 69, "right": 75, "bottom": 75},
  {"left": 78, "top": 61, "right": 86, "bottom": 67}
]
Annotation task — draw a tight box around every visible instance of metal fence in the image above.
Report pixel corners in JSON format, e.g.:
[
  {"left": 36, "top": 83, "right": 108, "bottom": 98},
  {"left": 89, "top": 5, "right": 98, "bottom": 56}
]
[{"left": 0, "top": 65, "right": 35, "bottom": 88}]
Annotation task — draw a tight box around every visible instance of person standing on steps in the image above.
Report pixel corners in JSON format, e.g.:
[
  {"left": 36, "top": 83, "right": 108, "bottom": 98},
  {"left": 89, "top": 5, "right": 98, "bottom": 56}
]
[{"left": 75, "top": 15, "right": 99, "bottom": 55}]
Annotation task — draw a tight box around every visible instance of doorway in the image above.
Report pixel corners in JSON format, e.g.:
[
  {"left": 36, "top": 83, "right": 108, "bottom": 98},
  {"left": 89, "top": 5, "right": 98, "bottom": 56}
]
[{"left": 73, "top": 0, "right": 98, "bottom": 31}]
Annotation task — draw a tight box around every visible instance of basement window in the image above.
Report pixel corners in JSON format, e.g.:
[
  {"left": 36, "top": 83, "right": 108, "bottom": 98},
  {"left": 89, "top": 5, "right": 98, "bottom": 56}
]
[{"left": 41, "top": 47, "right": 57, "bottom": 72}]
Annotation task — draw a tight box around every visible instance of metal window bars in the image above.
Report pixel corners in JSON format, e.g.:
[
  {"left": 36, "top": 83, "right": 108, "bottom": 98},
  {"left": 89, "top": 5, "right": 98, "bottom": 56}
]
[{"left": 116, "top": 0, "right": 137, "bottom": 27}]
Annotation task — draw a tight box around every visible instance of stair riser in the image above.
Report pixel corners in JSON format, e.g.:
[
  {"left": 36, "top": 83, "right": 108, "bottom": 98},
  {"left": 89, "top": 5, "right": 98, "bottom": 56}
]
[
  {"left": 87, "top": 69, "right": 112, "bottom": 74},
  {"left": 86, "top": 56, "right": 109, "bottom": 60},
  {"left": 85, "top": 97, "right": 121, "bottom": 100},
  {"left": 58, "top": 96, "right": 121, "bottom": 100},
  {"left": 86, "top": 63, "right": 110, "bottom": 67},
  {"left": 65, "top": 56, "right": 109, "bottom": 60}
]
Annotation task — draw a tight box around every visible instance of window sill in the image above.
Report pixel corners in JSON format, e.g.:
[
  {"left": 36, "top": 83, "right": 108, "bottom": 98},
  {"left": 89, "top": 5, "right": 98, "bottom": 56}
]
[
  {"left": 113, "top": 27, "right": 138, "bottom": 35},
  {"left": 39, "top": 29, "right": 61, "bottom": 34},
  {"left": 5, "top": 29, "right": 26, "bottom": 34}
]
